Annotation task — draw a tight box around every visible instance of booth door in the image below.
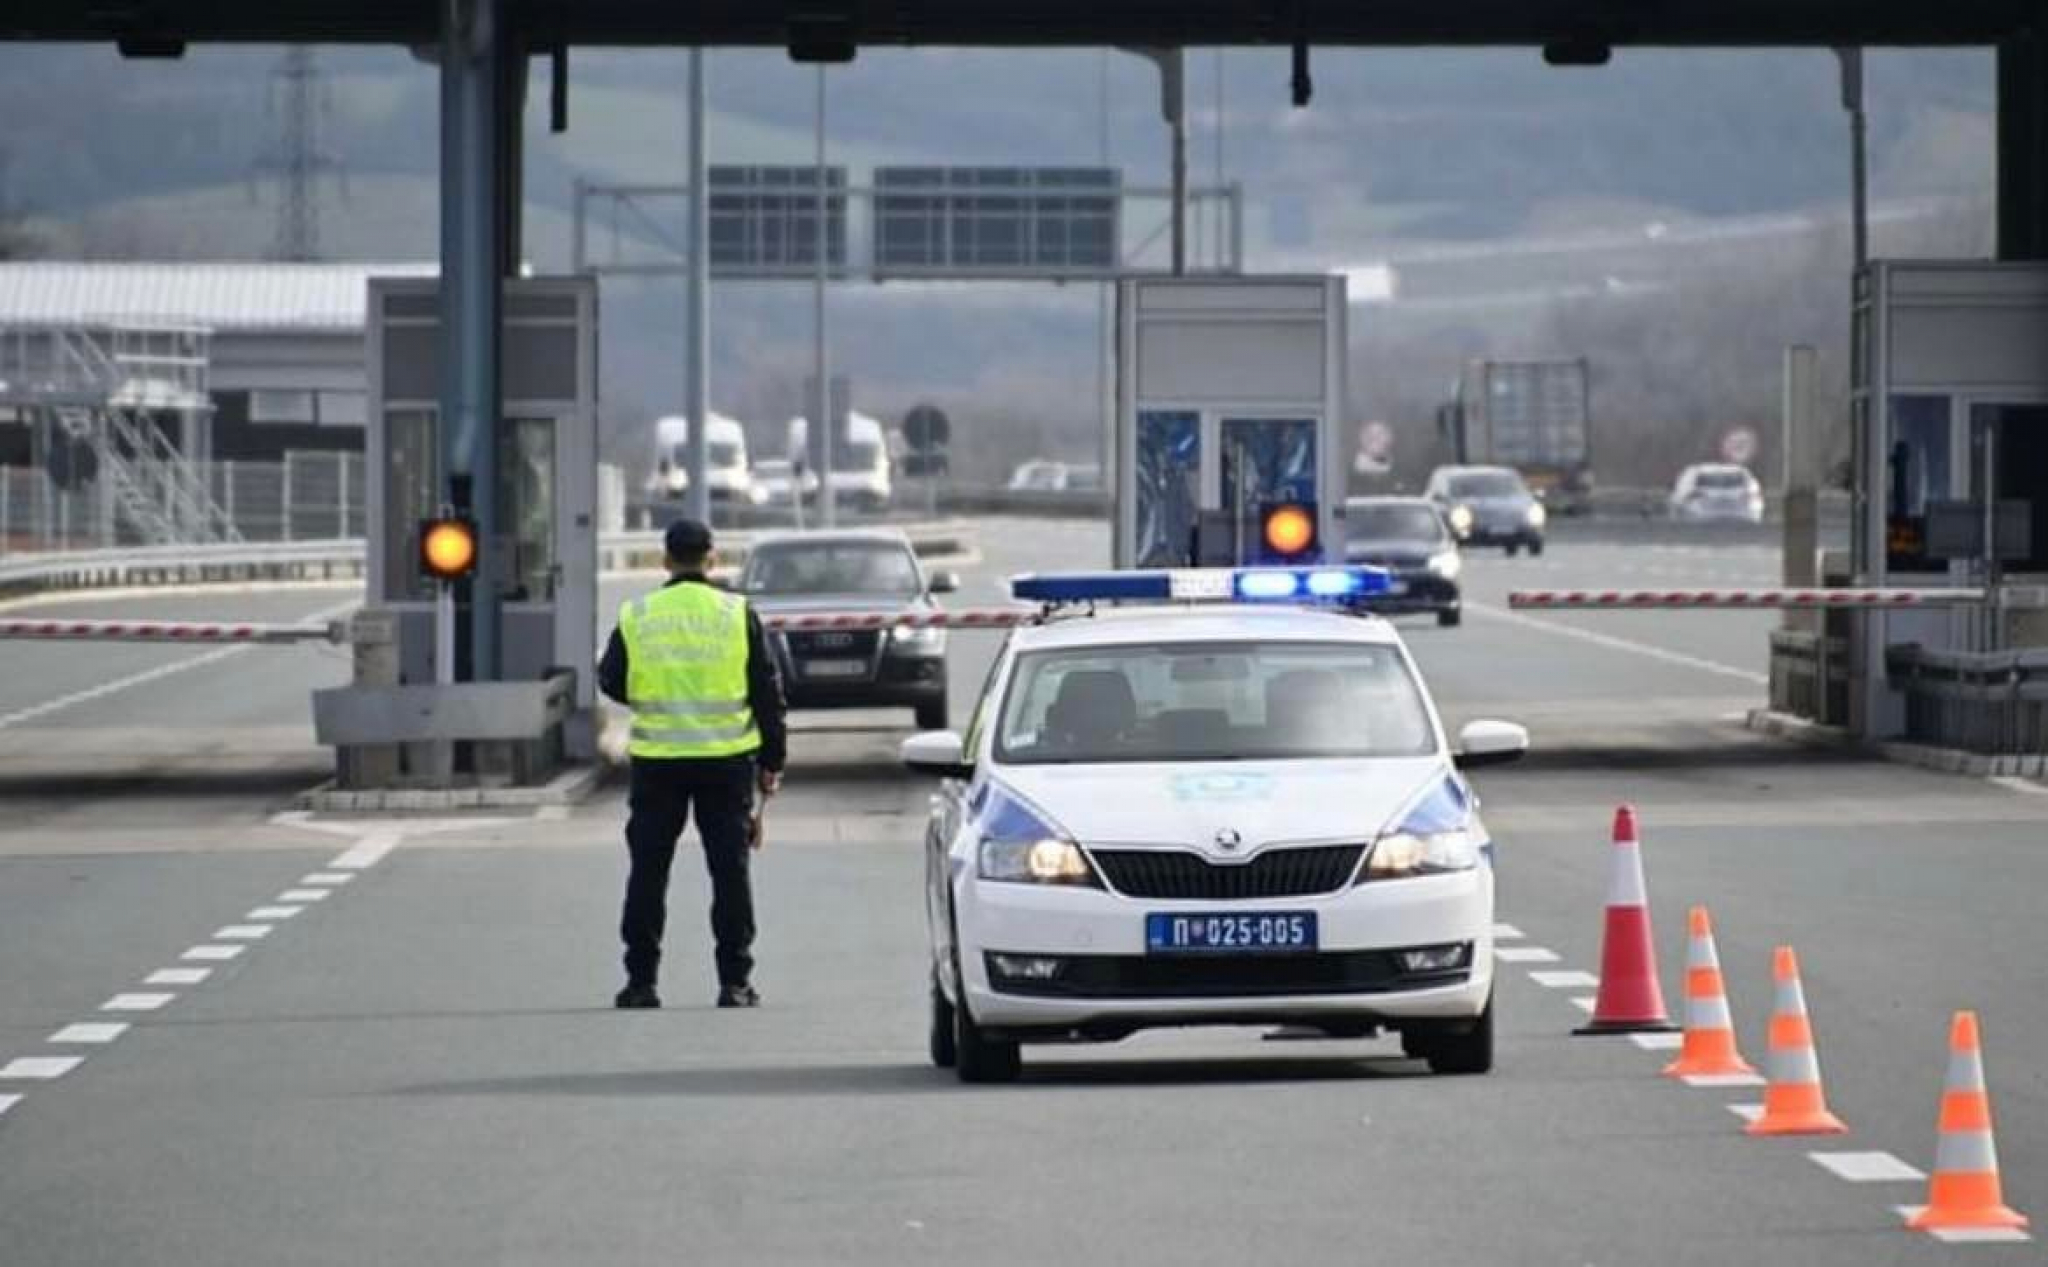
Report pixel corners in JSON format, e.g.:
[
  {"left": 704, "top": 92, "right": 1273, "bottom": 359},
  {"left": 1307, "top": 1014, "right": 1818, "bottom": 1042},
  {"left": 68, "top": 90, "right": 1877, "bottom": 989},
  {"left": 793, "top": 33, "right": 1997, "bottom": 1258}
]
[{"left": 1218, "top": 417, "right": 1318, "bottom": 560}]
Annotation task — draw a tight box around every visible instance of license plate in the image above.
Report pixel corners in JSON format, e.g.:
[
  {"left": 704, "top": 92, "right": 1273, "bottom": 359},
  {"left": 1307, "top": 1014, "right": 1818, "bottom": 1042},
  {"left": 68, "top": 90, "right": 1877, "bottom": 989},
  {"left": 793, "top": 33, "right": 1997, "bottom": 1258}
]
[
  {"left": 802, "top": 658, "right": 868, "bottom": 678},
  {"left": 1145, "top": 912, "right": 1318, "bottom": 954}
]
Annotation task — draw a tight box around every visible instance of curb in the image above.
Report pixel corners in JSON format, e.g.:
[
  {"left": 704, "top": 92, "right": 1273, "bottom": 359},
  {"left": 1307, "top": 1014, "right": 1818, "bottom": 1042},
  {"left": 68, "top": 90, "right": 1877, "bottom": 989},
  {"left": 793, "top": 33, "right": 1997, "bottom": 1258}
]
[
  {"left": 1746, "top": 708, "right": 2048, "bottom": 784},
  {"left": 293, "top": 762, "right": 613, "bottom": 812}
]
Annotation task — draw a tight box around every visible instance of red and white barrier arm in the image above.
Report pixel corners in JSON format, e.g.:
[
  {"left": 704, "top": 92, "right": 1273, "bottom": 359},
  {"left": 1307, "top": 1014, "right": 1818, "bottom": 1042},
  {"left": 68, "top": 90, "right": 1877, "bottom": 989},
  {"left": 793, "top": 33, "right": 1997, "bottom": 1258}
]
[
  {"left": 0, "top": 618, "right": 345, "bottom": 644},
  {"left": 1508, "top": 588, "right": 1988, "bottom": 610},
  {"left": 761, "top": 607, "right": 1036, "bottom": 632}
]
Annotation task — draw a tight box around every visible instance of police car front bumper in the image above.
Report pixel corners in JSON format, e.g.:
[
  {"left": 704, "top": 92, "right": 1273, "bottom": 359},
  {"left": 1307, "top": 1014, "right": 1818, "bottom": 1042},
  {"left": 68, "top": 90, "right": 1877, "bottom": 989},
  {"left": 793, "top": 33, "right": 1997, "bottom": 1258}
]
[{"left": 953, "top": 866, "right": 1493, "bottom": 1037}]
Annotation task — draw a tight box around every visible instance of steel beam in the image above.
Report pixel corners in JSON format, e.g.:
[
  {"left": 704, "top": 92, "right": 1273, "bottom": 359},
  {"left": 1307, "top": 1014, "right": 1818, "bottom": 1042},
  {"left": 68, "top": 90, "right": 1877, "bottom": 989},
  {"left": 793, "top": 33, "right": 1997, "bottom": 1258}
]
[{"left": 1999, "top": 31, "right": 2048, "bottom": 260}]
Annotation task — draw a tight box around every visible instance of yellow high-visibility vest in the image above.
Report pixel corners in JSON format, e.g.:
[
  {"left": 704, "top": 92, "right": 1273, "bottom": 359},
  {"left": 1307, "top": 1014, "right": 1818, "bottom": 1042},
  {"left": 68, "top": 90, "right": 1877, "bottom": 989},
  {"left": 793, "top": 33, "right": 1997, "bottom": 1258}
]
[{"left": 618, "top": 583, "right": 761, "bottom": 760}]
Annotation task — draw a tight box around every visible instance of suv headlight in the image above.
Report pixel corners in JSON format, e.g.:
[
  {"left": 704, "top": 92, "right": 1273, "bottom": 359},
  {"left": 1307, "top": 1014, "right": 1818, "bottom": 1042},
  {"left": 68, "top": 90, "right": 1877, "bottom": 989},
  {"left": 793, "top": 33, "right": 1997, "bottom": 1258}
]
[
  {"left": 1427, "top": 549, "right": 1462, "bottom": 580},
  {"left": 889, "top": 624, "right": 946, "bottom": 653},
  {"left": 1363, "top": 827, "right": 1480, "bottom": 879},
  {"left": 979, "top": 838, "right": 1096, "bottom": 885},
  {"left": 1524, "top": 503, "right": 1547, "bottom": 528}
]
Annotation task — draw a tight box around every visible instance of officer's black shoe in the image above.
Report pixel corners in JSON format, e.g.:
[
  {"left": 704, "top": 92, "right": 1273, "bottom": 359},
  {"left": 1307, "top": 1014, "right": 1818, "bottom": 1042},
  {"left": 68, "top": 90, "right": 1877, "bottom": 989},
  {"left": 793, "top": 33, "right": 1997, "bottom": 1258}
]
[
  {"left": 716, "top": 983, "right": 761, "bottom": 1009},
  {"left": 614, "top": 982, "right": 662, "bottom": 1010}
]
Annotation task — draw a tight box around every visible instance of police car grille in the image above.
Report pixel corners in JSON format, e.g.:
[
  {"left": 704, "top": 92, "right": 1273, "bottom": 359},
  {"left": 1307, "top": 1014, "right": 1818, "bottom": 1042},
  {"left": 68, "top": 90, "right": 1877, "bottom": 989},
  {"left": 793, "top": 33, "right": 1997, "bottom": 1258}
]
[{"left": 1089, "top": 845, "right": 1367, "bottom": 900}]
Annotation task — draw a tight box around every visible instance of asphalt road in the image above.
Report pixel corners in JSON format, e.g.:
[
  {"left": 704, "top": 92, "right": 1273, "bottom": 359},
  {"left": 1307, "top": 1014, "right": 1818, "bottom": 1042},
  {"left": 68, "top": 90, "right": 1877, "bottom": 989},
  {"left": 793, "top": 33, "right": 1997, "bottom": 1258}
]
[{"left": 1, "top": 521, "right": 2042, "bottom": 1265}]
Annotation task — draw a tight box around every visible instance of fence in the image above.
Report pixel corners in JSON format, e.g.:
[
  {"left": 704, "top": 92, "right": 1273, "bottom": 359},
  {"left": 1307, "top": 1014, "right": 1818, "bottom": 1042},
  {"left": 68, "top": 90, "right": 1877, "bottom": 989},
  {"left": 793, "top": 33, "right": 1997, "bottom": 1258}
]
[{"left": 1, "top": 452, "right": 366, "bottom": 554}]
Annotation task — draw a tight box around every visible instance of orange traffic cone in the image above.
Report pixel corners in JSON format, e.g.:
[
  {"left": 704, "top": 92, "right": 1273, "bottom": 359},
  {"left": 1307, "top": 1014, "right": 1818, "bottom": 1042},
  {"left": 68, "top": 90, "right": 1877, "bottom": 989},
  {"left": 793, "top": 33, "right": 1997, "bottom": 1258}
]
[
  {"left": 1745, "top": 946, "right": 1847, "bottom": 1136},
  {"left": 1574, "top": 805, "right": 1677, "bottom": 1034},
  {"left": 1662, "top": 906, "right": 1756, "bottom": 1080},
  {"left": 1907, "top": 1011, "right": 2029, "bottom": 1234}
]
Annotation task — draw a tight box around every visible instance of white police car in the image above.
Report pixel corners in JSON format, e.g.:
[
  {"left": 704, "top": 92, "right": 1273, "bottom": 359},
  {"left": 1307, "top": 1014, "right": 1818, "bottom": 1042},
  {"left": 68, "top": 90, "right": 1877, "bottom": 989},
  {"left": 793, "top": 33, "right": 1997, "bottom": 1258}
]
[{"left": 902, "top": 566, "right": 1528, "bottom": 1083}]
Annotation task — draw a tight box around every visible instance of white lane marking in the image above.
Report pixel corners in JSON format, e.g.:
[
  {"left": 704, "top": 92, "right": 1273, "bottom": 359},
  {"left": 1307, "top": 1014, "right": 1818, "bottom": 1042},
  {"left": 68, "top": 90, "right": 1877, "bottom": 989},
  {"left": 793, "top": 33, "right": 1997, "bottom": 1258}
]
[
  {"left": 1529, "top": 970, "right": 1601, "bottom": 988},
  {"left": 277, "top": 889, "right": 330, "bottom": 903},
  {"left": 1494, "top": 946, "right": 1560, "bottom": 963},
  {"left": 1811, "top": 1152, "right": 1924, "bottom": 1182},
  {"left": 1682, "top": 1072, "right": 1766, "bottom": 1088},
  {"left": 0, "top": 1056, "right": 86, "bottom": 1080},
  {"left": 0, "top": 1093, "right": 19, "bottom": 1118},
  {"left": 1989, "top": 776, "right": 2048, "bottom": 797},
  {"left": 1630, "top": 1032, "right": 1685, "bottom": 1051},
  {"left": 214, "top": 924, "right": 273, "bottom": 941},
  {"left": 1727, "top": 1103, "right": 1765, "bottom": 1123},
  {"left": 247, "top": 906, "right": 304, "bottom": 920},
  {"left": 1491, "top": 922, "right": 1525, "bottom": 940},
  {"left": 1570, "top": 996, "right": 1597, "bottom": 1013},
  {"left": 535, "top": 805, "right": 570, "bottom": 822},
  {"left": 301, "top": 873, "right": 353, "bottom": 886},
  {"left": 146, "top": 967, "right": 212, "bottom": 986},
  {"left": 331, "top": 831, "right": 399, "bottom": 870},
  {"left": 1465, "top": 601, "right": 1768, "bottom": 686},
  {"left": 182, "top": 944, "right": 245, "bottom": 962},
  {"left": 0, "top": 596, "right": 358, "bottom": 732},
  {"left": 103, "top": 992, "right": 176, "bottom": 1012},
  {"left": 1894, "top": 1208, "right": 2033, "bottom": 1244},
  {"left": 51, "top": 1023, "right": 128, "bottom": 1045}
]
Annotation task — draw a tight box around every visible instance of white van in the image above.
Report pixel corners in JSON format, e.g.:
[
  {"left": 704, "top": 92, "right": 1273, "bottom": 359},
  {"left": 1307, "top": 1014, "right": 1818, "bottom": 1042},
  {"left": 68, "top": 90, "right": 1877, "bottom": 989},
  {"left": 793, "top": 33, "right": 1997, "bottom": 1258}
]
[
  {"left": 649, "top": 413, "right": 762, "bottom": 506},
  {"left": 786, "top": 411, "right": 893, "bottom": 512}
]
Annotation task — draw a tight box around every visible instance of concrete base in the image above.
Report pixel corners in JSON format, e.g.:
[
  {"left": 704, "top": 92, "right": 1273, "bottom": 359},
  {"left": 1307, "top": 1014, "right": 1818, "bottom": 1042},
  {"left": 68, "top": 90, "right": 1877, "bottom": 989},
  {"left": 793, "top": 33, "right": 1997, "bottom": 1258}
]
[
  {"left": 295, "top": 762, "right": 612, "bottom": 812},
  {"left": 1745, "top": 708, "right": 2048, "bottom": 782}
]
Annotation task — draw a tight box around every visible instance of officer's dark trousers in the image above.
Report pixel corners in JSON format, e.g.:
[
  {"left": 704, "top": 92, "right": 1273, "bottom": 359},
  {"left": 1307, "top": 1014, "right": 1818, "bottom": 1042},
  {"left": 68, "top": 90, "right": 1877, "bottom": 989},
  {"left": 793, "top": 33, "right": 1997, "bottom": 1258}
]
[{"left": 621, "top": 754, "right": 756, "bottom": 989}]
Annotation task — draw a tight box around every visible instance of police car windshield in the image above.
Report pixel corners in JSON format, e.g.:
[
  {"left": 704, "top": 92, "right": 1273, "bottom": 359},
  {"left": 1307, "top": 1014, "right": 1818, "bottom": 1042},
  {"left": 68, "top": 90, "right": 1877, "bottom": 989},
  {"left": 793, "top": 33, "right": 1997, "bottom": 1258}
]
[
  {"left": 743, "top": 541, "right": 921, "bottom": 596},
  {"left": 996, "top": 640, "right": 1437, "bottom": 764},
  {"left": 1447, "top": 472, "right": 1525, "bottom": 499}
]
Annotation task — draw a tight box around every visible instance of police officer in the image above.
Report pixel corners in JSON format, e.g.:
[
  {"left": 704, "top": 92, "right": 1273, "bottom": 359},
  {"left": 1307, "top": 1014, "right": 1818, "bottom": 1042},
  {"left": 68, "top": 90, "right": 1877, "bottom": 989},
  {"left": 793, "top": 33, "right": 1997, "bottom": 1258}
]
[{"left": 598, "top": 518, "right": 787, "bottom": 1009}]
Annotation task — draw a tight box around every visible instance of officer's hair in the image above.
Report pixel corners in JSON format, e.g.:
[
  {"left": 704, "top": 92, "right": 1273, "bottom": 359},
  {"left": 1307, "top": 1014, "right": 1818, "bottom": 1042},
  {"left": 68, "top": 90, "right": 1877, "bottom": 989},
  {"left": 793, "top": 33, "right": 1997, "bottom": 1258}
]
[{"left": 667, "top": 547, "right": 711, "bottom": 571}]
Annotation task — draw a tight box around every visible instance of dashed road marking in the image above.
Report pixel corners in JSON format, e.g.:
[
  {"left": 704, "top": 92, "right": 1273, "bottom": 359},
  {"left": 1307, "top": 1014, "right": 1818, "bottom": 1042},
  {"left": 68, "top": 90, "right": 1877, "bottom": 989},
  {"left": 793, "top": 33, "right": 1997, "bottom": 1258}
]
[
  {"left": 1529, "top": 970, "right": 1601, "bottom": 989},
  {"left": 332, "top": 832, "right": 399, "bottom": 870},
  {"left": 50, "top": 1023, "right": 128, "bottom": 1045},
  {"left": 1989, "top": 776, "right": 2048, "bottom": 797},
  {"left": 102, "top": 992, "right": 175, "bottom": 1012},
  {"left": 214, "top": 924, "right": 274, "bottom": 941},
  {"left": 248, "top": 906, "right": 304, "bottom": 920},
  {"left": 0, "top": 1093, "right": 20, "bottom": 1118},
  {"left": 1629, "top": 1032, "right": 1685, "bottom": 1051},
  {"left": 0, "top": 1056, "right": 86, "bottom": 1080},
  {"left": 1810, "top": 1152, "right": 1923, "bottom": 1183},
  {"left": 146, "top": 968, "right": 212, "bottom": 986},
  {"left": 301, "top": 873, "right": 353, "bottom": 886},
  {"left": 1490, "top": 922, "right": 1525, "bottom": 940},
  {"left": 1494, "top": 946, "right": 1560, "bottom": 963},
  {"left": 1894, "top": 1207, "right": 2032, "bottom": 1244},
  {"left": 183, "top": 944, "right": 245, "bottom": 962},
  {"left": 1681, "top": 1072, "right": 1765, "bottom": 1088},
  {"left": 278, "top": 889, "right": 331, "bottom": 903},
  {"left": 1727, "top": 1103, "right": 1765, "bottom": 1124},
  {"left": 1569, "top": 996, "right": 1597, "bottom": 1013}
]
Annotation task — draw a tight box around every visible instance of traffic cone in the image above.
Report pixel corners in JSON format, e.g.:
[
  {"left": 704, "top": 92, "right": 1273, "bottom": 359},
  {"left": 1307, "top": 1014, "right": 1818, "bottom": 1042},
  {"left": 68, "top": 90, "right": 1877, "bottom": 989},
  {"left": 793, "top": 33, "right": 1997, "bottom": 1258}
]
[
  {"left": 1573, "top": 805, "right": 1677, "bottom": 1034},
  {"left": 1745, "top": 946, "right": 1847, "bottom": 1136},
  {"left": 1907, "top": 1011, "right": 2029, "bottom": 1233},
  {"left": 1662, "top": 905, "right": 1756, "bottom": 1079}
]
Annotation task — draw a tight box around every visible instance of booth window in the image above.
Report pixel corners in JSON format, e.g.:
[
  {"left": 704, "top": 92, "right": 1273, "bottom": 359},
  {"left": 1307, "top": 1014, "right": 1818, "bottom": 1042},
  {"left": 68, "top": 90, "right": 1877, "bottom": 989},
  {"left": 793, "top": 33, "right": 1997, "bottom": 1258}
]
[
  {"left": 1134, "top": 410, "right": 1199, "bottom": 568},
  {"left": 1886, "top": 395, "right": 1949, "bottom": 572},
  {"left": 384, "top": 408, "right": 438, "bottom": 601},
  {"left": 250, "top": 390, "right": 317, "bottom": 425}
]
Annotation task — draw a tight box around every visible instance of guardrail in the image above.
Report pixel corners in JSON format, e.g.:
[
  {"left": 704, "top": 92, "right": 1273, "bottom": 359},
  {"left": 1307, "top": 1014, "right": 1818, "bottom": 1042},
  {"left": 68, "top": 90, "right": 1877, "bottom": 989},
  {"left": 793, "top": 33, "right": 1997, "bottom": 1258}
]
[
  {"left": 0, "top": 520, "right": 979, "bottom": 601},
  {"left": 1887, "top": 643, "right": 2048, "bottom": 758},
  {"left": 1769, "top": 628, "right": 1849, "bottom": 724}
]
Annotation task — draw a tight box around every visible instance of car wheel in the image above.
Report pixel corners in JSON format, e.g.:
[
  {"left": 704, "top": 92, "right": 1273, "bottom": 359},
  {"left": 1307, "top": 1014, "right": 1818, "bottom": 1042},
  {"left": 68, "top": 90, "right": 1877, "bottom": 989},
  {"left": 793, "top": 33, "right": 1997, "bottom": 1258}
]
[
  {"left": 954, "top": 982, "right": 1022, "bottom": 1084},
  {"left": 1503, "top": 542, "right": 1519, "bottom": 557},
  {"left": 1424, "top": 994, "right": 1494, "bottom": 1076},
  {"left": 1436, "top": 607, "right": 1462, "bottom": 628},
  {"left": 929, "top": 976, "right": 958, "bottom": 1069},
  {"left": 1528, "top": 537, "right": 1545, "bottom": 557},
  {"left": 915, "top": 695, "right": 949, "bottom": 732}
]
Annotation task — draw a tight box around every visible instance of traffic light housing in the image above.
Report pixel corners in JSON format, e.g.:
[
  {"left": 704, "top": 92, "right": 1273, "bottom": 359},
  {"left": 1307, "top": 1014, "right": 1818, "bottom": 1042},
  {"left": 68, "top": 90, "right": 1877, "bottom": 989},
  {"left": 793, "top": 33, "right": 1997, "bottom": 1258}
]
[
  {"left": 419, "top": 516, "right": 479, "bottom": 583},
  {"left": 1258, "top": 502, "right": 1319, "bottom": 563}
]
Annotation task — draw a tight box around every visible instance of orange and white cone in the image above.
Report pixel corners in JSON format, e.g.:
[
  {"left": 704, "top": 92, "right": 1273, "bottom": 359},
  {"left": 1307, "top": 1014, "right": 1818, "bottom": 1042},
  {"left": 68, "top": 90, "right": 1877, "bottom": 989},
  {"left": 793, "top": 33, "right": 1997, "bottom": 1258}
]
[
  {"left": 1744, "top": 946, "right": 1847, "bottom": 1136},
  {"left": 1574, "top": 805, "right": 1677, "bottom": 1034},
  {"left": 1662, "top": 906, "right": 1757, "bottom": 1081},
  {"left": 1906, "top": 1011, "right": 2029, "bottom": 1234}
]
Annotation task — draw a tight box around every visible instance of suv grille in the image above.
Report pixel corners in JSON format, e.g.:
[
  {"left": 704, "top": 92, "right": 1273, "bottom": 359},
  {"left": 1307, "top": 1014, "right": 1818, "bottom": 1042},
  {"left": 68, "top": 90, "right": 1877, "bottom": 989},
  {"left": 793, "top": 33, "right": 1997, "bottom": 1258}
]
[
  {"left": 785, "top": 629, "right": 879, "bottom": 657},
  {"left": 1088, "top": 844, "right": 1366, "bottom": 900}
]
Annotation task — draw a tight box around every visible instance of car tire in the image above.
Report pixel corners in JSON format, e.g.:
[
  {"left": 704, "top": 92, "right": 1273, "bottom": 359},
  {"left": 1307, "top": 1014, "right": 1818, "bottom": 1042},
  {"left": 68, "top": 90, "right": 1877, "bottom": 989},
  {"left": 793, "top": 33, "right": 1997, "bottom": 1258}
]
[
  {"left": 1424, "top": 994, "right": 1494, "bottom": 1076},
  {"left": 954, "top": 986, "right": 1022, "bottom": 1084},
  {"left": 1503, "top": 542, "right": 1519, "bottom": 557},
  {"left": 929, "top": 977, "right": 958, "bottom": 1069},
  {"left": 1528, "top": 538, "right": 1545, "bottom": 557},
  {"left": 915, "top": 695, "right": 949, "bottom": 732},
  {"left": 1436, "top": 607, "right": 1462, "bottom": 628}
]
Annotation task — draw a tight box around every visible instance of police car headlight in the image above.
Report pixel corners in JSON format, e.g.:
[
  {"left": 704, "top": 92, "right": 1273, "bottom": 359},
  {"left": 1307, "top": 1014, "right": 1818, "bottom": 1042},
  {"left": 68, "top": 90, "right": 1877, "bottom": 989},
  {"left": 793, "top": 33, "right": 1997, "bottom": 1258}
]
[
  {"left": 979, "top": 838, "right": 1096, "bottom": 886},
  {"left": 1364, "top": 828, "right": 1480, "bottom": 879},
  {"left": 889, "top": 624, "right": 946, "bottom": 653},
  {"left": 1447, "top": 504, "right": 1474, "bottom": 536},
  {"left": 1525, "top": 503, "right": 1547, "bottom": 528},
  {"left": 1427, "top": 550, "right": 1462, "bottom": 580}
]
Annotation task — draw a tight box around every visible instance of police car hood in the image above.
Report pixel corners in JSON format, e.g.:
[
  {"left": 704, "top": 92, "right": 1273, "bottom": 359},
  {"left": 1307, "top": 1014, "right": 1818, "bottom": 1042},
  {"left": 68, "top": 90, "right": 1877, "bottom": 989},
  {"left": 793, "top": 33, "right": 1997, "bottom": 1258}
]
[{"left": 995, "top": 757, "right": 1450, "bottom": 852}]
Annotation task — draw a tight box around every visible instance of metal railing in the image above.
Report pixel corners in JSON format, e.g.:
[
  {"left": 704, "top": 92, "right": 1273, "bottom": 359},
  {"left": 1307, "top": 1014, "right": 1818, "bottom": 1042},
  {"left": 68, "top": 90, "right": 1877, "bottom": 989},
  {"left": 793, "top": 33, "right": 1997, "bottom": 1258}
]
[
  {"left": 1, "top": 452, "right": 364, "bottom": 554},
  {"left": 1887, "top": 643, "right": 2048, "bottom": 758}
]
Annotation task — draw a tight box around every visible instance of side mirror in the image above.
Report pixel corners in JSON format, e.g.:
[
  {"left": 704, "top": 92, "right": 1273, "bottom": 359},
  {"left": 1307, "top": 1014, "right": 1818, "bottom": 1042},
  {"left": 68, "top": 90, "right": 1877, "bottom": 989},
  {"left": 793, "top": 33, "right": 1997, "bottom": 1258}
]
[
  {"left": 927, "top": 570, "right": 960, "bottom": 595},
  {"left": 901, "top": 730, "right": 974, "bottom": 779},
  {"left": 1455, "top": 719, "right": 1529, "bottom": 769}
]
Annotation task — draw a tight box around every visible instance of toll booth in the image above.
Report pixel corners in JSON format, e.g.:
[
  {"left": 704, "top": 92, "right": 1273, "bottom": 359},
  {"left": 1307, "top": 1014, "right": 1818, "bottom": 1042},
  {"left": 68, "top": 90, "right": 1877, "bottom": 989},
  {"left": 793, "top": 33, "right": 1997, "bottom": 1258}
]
[
  {"left": 360, "top": 276, "right": 601, "bottom": 763},
  {"left": 1852, "top": 260, "right": 2048, "bottom": 736},
  {"left": 1114, "top": 276, "right": 1349, "bottom": 569}
]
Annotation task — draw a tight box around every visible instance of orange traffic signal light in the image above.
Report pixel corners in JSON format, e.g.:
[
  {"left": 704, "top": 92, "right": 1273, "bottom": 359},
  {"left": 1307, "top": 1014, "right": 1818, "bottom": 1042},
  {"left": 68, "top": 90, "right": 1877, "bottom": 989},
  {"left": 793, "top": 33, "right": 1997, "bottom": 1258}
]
[
  {"left": 1260, "top": 502, "right": 1317, "bottom": 560},
  {"left": 419, "top": 516, "right": 479, "bottom": 582}
]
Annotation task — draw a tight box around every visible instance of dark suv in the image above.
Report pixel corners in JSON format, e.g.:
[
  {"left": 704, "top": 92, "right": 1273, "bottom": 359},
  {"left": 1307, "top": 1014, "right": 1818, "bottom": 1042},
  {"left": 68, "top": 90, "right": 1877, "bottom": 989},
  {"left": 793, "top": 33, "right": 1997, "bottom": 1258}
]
[{"left": 739, "top": 530, "right": 957, "bottom": 730}]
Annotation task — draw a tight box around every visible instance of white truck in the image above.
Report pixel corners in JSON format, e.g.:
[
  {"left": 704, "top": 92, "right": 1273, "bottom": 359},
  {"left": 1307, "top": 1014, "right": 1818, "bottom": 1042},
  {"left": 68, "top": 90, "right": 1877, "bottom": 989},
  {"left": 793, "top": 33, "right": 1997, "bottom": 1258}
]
[
  {"left": 648, "top": 413, "right": 762, "bottom": 507},
  {"left": 787, "top": 410, "right": 894, "bottom": 513}
]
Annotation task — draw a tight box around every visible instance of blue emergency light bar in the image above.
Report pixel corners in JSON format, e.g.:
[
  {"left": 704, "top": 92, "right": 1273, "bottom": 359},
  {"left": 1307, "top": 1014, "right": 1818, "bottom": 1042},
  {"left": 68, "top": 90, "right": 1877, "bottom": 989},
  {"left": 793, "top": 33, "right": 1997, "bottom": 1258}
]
[{"left": 1010, "top": 566, "right": 1391, "bottom": 606}]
